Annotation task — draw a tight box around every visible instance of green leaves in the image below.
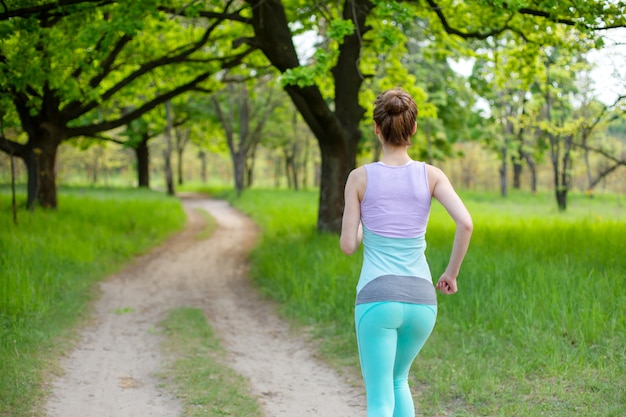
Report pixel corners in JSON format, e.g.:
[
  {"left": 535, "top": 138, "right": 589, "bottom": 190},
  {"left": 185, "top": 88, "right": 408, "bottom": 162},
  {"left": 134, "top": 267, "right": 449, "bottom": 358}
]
[
  {"left": 281, "top": 66, "right": 316, "bottom": 88},
  {"left": 327, "top": 18, "right": 354, "bottom": 42}
]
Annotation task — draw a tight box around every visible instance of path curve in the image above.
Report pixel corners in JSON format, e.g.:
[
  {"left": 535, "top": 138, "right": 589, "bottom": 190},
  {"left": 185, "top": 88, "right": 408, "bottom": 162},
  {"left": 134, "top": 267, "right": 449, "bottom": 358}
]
[{"left": 44, "top": 194, "right": 366, "bottom": 417}]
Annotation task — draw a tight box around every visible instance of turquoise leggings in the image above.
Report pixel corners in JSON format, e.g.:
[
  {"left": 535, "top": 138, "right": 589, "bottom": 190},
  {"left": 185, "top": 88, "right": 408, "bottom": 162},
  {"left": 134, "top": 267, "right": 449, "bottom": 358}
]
[{"left": 355, "top": 302, "right": 437, "bottom": 417}]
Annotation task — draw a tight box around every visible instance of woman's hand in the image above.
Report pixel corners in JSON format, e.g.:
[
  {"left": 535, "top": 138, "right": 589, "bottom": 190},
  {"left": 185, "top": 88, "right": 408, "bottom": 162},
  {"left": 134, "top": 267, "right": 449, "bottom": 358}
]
[{"left": 436, "top": 274, "right": 458, "bottom": 295}]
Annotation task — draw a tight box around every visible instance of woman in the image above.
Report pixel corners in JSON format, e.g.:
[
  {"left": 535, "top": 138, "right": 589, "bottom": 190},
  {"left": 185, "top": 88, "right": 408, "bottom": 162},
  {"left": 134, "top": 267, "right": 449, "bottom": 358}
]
[{"left": 340, "top": 87, "right": 473, "bottom": 417}]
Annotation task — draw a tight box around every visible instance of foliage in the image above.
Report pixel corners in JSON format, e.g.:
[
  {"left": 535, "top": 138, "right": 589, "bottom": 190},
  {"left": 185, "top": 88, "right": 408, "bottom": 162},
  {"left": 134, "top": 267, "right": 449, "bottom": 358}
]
[{"left": 0, "top": 0, "right": 253, "bottom": 207}]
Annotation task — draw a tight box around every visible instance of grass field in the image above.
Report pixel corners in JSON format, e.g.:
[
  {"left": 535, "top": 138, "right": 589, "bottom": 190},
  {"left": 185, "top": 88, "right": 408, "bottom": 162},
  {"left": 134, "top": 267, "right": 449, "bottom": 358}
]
[
  {"left": 214, "top": 188, "right": 626, "bottom": 417},
  {"left": 2, "top": 185, "right": 624, "bottom": 416},
  {"left": 0, "top": 187, "right": 186, "bottom": 417}
]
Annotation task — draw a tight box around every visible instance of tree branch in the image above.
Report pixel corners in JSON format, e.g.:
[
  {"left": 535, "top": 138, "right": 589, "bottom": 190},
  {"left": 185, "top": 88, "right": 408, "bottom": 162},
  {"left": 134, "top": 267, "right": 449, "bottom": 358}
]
[
  {"left": 82, "top": 133, "right": 125, "bottom": 145},
  {"left": 89, "top": 34, "right": 134, "bottom": 89},
  {"left": 157, "top": 2, "right": 249, "bottom": 24},
  {"left": 63, "top": 7, "right": 232, "bottom": 120},
  {"left": 0, "top": 136, "right": 27, "bottom": 158},
  {"left": 425, "top": 0, "right": 511, "bottom": 40},
  {"left": 66, "top": 47, "right": 253, "bottom": 137},
  {"left": 517, "top": 7, "right": 626, "bottom": 30},
  {"left": 589, "top": 163, "right": 624, "bottom": 188},
  {"left": 574, "top": 142, "right": 626, "bottom": 165},
  {"left": 423, "top": 0, "right": 626, "bottom": 42},
  {"left": 64, "top": 34, "right": 135, "bottom": 118},
  {"left": 0, "top": 0, "right": 114, "bottom": 20}
]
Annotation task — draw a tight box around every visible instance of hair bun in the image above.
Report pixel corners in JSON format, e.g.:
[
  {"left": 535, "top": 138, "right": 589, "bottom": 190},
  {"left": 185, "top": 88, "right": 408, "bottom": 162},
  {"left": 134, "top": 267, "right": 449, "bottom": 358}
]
[{"left": 384, "top": 94, "right": 409, "bottom": 116}]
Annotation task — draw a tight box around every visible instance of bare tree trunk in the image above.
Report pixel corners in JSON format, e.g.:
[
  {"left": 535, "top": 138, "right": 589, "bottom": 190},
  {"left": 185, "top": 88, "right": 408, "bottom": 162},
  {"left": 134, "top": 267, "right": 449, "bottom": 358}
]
[
  {"left": 301, "top": 134, "right": 310, "bottom": 188},
  {"left": 512, "top": 155, "right": 522, "bottom": 189},
  {"left": 523, "top": 153, "right": 537, "bottom": 194},
  {"left": 10, "top": 150, "right": 17, "bottom": 225},
  {"left": 136, "top": 134, "right": 150, "bottom": 188},
  {"left": 499, "top": 143, "right": 508, "bottom": 197},
  {"left": 177, "top": 147, "right": 184, "bottom": 186},
  {"left": 198, "top": 150, "right": 207, "bottom": 183},
  {"left": 22, "top": 134, "right": 61, "bottom": 210},
  {"left": 583, "top": 143, "right": 594, "bottom": 197},
  {"left": 247, "top": 0, "right": 371, "bottom": 232},
  {"left": 274, "top": 154, "right": 282, "bottom": 188},
  {"left": 163, "top": 100, "right": 175, "bottom": 196},
  {"left": 90, "top": 145, "right": 100, "bottom": 185}
]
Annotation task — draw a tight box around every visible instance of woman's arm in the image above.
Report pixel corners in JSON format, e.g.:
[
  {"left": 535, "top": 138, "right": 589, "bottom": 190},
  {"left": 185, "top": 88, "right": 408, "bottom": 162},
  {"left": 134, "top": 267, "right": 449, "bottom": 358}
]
[
  {"left": 428, "top": 165, "right": 473, "bottom": 294},
  {"left": 340, "top": 168, "right": 365, "bottom": 255}
]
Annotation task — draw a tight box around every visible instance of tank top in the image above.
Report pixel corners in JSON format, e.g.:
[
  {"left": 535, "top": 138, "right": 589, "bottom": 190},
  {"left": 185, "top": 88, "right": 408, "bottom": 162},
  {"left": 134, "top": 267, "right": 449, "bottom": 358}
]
[{"left": 356, "top": 161, "right": 437, "bottom": 305}]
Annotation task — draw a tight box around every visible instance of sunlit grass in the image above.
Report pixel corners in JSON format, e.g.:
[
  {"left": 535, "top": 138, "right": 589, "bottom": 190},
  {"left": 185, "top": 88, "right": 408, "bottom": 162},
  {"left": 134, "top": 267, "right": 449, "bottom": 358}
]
[
  {"left": 2, "top": 183, "right": 623, "bottom": 417},
  {"left": 158, "top": 307, "right": 263, "bottom": 417},
  {"left": 223, "top": 188, "right": 625, "bottom": 417},
  {"left": 0, "top": 187, "right": 185, "bottom": 417}
]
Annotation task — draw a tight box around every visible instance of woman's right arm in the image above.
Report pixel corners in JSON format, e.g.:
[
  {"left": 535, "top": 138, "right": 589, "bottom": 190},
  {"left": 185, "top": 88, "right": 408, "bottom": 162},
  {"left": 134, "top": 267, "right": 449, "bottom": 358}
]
[{"left": 428, "top": 165, "right": 473, "bottom": 294}]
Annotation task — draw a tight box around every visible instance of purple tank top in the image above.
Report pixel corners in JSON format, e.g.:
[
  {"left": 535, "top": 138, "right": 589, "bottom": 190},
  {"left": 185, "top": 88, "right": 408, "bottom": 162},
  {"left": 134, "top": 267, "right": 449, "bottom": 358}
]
[{"left": 361, "top": 161, "right": 431, "bottom": 238}]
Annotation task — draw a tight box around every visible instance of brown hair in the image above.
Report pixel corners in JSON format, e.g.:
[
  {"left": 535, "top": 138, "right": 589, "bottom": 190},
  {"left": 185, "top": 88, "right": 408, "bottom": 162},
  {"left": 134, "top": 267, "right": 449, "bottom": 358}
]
[{"left": 372, "top": 87, "right": 418, "bottom": 146}]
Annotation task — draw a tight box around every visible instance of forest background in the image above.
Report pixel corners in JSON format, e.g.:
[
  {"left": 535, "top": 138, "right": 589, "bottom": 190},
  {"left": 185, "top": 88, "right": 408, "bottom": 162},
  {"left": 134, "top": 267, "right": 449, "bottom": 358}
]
[
  {"left": 1, "top": 2, "right": 626, "bottom": 416},
  {"left": 1, "top": 0, "right": 625, "bottom": 225}
]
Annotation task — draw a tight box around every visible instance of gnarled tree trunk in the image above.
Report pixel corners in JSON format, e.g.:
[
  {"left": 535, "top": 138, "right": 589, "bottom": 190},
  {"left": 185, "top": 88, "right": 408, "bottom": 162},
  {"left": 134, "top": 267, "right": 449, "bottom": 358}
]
[{"left": 247, "top": 0, "right": 372, "bottom": 232}]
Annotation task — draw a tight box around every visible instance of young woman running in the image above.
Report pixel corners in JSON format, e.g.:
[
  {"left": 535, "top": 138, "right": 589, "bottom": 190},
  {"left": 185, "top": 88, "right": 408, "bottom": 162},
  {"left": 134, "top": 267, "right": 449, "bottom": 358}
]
[{"left": 340, "top": 87, "right": 473, "bottom": 417}]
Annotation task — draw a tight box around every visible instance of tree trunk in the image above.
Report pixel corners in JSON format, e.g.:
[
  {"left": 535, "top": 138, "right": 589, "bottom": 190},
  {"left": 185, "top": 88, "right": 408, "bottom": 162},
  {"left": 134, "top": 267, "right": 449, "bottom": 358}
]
[
  {"left": 301, "top": 134, "right": 310, "bottom": 188},
  {"left": 583, "top": 146, "right": 594, "bottom": 197},
  {"left": 233, "top": 150, "right": 246, "bottom": 196},
  {"left": 198, "top": 150, "right": 207, "bottom": 183},
  {"left": 136, "top": 134, "right": 150, "bottom": 188},
  {"left": 163, "top": 100, "right": 175, "bottom": 196},
  {"left": 317, "top": 138, "right": 354, "bottom": 232},
  {"left": 524, "top": 153, "right": 537, "bottom": 194},
  {"left": 90, "top": 145, "right": 100, "bottom": 185},
  {"left": 512, "top": 156, "right": 522, "bottom": 189},
  {"left": 177, "top": 147, "right": 184, "bottom": 186},
  {"left": 23, "top": 131, "right": 62, "bottom": 209},
  {"left": 556, "top": 188, "right": 567, "bottom": 211},
  {"left": 247, "top": 0, "right": 371, "bottom": 233},
  {"left": 499, "top": 144, "right": 508, "bottom": 197},
  {"left": 10, "top": 152, "right": 17, "bottom": 225}
]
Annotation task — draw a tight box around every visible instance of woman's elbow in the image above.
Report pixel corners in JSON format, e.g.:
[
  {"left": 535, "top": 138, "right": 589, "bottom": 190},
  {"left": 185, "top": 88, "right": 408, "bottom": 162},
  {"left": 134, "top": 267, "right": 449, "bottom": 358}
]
[
  {"left": 460, "top": 217, "right": 473, "bottom": 235},
  {"left": 340, "top": 238, "right": 358, "bottom": 255}
]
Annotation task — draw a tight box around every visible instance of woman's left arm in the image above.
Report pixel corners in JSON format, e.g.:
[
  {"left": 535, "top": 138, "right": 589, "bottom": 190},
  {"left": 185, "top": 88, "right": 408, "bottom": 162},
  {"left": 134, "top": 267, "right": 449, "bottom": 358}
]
[{"left": 340, "top": 168, "right": 364, "bottom": 255}]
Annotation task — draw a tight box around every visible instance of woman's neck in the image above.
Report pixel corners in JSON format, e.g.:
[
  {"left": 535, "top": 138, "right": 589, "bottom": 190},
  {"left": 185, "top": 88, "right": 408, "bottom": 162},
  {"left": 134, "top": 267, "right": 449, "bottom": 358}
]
[{"left": 380, "top": 145, "right": 412, "bottom": 166}]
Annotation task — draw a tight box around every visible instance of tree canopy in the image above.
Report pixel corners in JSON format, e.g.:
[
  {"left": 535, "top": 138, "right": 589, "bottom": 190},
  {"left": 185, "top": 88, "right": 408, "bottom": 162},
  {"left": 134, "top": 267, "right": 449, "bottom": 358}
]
[{"left": 1, "top": 0, "right": 625, "bottom": 227}]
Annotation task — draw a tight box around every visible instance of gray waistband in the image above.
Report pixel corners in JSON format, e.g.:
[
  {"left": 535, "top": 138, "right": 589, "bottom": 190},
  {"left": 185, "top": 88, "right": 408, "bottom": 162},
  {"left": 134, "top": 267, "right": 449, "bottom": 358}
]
[{"left": 356, "top": 275, "right": 437, "bottom": 305}]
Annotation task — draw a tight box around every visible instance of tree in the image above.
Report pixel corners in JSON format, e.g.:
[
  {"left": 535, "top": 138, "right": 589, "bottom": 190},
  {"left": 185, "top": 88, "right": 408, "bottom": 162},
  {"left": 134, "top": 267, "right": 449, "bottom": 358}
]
[
  {"left": 574, "top": 95, "right": 626, "bottom": 194},
  {"left": 527, "top": 39, "right": 593, "bottom": 210},
  {"left": 243, "top": 0, "right": 626, "bottom": 232},
  {"left": 470, "top": 35, "right": 540, "bottom": 196},
  {"left": 212, "top": 75, "right": 280, "bottom": 195},
  {"left": 0, "top": 0, "right": 253, "bottom": 208}
]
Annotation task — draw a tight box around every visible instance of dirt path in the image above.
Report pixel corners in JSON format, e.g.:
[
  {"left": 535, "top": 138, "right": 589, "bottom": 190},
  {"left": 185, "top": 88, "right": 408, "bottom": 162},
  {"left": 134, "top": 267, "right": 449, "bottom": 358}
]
[{"left": 44, "top": 194, "right": 366, "bottom": 417}]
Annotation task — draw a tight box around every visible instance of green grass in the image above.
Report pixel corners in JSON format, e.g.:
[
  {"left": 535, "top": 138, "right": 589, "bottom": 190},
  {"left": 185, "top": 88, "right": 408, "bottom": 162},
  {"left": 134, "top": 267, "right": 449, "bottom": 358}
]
[
  {"left": 2, "top": 184, "right": 624, "bottom": 417},
  {"left": 219, "top": 188, "right": 626, "bottom": 417},
  {"left": 158, "top": 307, "right": 263, "bottom": 417},
  {"left": 0, "top": 187, "right": 186, "bottom": 417}
]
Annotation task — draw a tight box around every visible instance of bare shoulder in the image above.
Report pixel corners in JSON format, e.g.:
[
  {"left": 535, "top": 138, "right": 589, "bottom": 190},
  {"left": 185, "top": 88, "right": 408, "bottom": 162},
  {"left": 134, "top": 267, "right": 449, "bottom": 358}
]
[
  {"left": 345, "top": 166, "right": 367, "bottom": 199},
  {"left": 347, "top": 166, "right": 367, "bottom": 185},
  {"left": 425, "top": 163, "right": 446, "bottom": 179},
  {"left": 425, "top": 163, "right": 449, "bottom": 194}
]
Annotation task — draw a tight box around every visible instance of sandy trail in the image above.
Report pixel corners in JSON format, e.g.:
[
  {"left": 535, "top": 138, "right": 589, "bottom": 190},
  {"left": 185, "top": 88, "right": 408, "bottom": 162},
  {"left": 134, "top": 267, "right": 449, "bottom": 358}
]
[{"left": 44, "top": 194, "right": 366, "bottom": 417}]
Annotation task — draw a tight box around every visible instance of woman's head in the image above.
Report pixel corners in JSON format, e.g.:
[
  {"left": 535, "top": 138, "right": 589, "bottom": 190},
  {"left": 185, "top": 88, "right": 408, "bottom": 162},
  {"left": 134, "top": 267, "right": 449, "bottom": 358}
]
[{"left": 372, "top": 87, "right": 418, "bottom": 146}]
